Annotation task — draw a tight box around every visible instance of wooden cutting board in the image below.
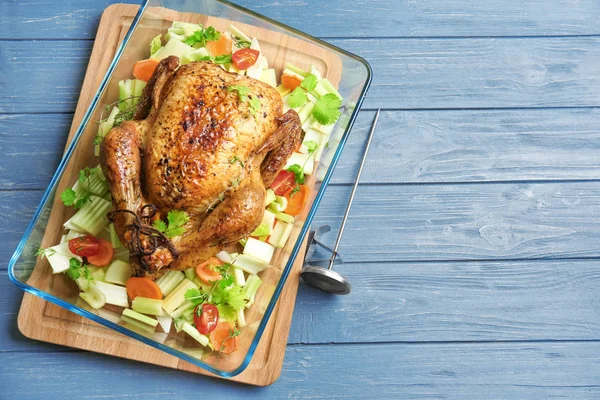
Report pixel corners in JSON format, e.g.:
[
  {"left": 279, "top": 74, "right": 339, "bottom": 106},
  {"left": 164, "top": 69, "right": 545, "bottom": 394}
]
[{"left": 17, "top": 4, "right": 342, "bottom": 386}]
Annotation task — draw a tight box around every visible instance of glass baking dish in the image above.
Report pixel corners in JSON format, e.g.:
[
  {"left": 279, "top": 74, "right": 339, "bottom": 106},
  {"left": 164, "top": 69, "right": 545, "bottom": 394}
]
[{"left": 8, "top": 0, "right": 371, "bottom": 378}]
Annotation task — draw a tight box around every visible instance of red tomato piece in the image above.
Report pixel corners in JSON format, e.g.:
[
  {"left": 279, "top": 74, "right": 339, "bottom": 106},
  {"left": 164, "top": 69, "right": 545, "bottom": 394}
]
[
  {"left": 86, "top": 238, "right": 114, "bottom": 267},
  {"left": 270, "top": 170, "right": 296, "bottom": 196},
  {"left": 194, "top": 303, "right": 219, "bottom": 334},
  {"left": 68, "top": 235, "right": 100, "bottom": 258},
  {"left": 232, "top": 48, "right": 259, "bottom": 70}
]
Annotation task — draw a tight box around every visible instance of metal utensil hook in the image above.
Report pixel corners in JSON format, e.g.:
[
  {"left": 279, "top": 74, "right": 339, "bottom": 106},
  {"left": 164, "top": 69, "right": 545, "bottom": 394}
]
[{"left": 301, "top": 109, "right": 381, "bottom": 295}]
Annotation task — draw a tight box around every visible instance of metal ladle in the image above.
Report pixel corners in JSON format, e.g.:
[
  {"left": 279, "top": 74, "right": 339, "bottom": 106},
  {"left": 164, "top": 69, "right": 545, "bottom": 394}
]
[{"left": 300, "top": 110, "right": 380, "bottom": 295}]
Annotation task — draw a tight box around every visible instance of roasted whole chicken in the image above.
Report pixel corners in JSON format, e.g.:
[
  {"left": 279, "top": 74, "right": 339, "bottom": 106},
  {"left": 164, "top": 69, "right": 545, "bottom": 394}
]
[{"left": 101, "top": 57, "right": 303, "bottom": 278}]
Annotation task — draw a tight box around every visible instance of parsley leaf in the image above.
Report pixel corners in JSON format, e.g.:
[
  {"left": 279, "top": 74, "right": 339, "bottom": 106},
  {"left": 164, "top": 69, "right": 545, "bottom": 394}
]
[
  {"left": 287, "top": 87, "right": 308, "bottom": 108},
  {"left": 216, "top": 304, "right": 237, "bottom": 321},
  {"left": 287, "top": 164, "right": 305, "bottom": 185},
  {"left": 150, "top": 34, "right": 162, "bottom": 56},
  {"left": 61, "top": 167, "right": 99, "bottom": 209},
  {"left": 300, "top": 74, "right": 318, "bottom": 91},
  {"left": 303, "top": 140, "right": 318, "bottom": 155},
  {"left": 60, "top": 188, "right": 78, "bottom": 207},
  {"left": 153, "top": 210, "right": 189, "bottom": 238},
  {"left": 203, "top": 26, "right": 220, "bottom": 42},
  {"left": 312, "top": 93, "right": 342, "bottom": 125}
]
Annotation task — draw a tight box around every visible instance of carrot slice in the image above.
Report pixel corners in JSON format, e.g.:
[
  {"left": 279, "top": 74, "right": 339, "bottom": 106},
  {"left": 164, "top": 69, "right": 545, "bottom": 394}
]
[
  {"left": 126, "top": 277, "right": 162, "bottom": 300},
  {"left": 205, "top": 34, "right": 232, "bottom": 57},
  {"left": 133, "top": 58, "right": 160, "bottom": 82},
  {"left": 210, "top": 321, "right": 238, "bottom": 354},
  {"left": 196, "top": 257, "right": 225, "bottom": 284},
  {"left": 86, "top": 238, "right": 113, "bottom": 267},
  {"left": 281, "top": 74, "right": 302, "bottom": 90},
  {"left": 284, "top": 185, "right": 309, "bottom": 216}
]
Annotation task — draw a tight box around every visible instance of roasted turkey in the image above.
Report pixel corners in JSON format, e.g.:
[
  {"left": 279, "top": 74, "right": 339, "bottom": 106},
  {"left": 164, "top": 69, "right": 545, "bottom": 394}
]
[{"left": 100, "top": 57, "right": 302, "bottom": 278}]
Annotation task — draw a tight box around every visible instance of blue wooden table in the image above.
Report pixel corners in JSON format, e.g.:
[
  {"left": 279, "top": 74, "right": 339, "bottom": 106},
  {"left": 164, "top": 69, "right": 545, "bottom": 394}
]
[{"left": 2, "top": 0, "right": 600, "bottom": 398}]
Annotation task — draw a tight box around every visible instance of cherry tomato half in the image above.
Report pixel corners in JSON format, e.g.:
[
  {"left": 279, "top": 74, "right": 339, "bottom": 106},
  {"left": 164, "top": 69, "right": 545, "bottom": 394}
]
[
  {"left": 232, "top": 48, "right": 259, "bottom": 70},
  {"left": 194, "top": 303, "right": 219, "bottom": 334},
  {"left": 270, "top": 170, "right": 296, "bottom": 196},
  {"left": 86, "top": 238, "right": 114, "bottom": 267},
  {"left": 68, "top": 235, "right": 100, "bottom": 258}
]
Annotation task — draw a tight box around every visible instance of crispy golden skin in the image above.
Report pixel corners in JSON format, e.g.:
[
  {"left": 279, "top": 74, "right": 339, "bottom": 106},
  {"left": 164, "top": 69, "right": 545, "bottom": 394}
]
[{"left": 101, "top": 58, "right": 302, "bottom": 278}]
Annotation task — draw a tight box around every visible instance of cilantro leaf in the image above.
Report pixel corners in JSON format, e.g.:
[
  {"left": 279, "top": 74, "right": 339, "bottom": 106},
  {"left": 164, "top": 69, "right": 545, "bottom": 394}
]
[
  {"left": 203, "top": 26, "right": 220, "bottom": 42},
  {"left": 60, "top": 188, "right": 77, "bottom": 207},
  {"left": 228, "top": 85, "right": 250, "bottom": 102},
  {"left": 152, "top": 219, "right": 167, "bottom": 233},
  {"left": 287, "top": 87, "right": 308, "bottom": 109},
  {"left": 300, "top": 74, "right": 318, "bottom": 91},
  {"left": 287, "top": 164, "right": 305, "bottom": 185},
  {"left": 66, "top": 258, "right": 91, "bottom": 281},
  {"left": 213, "top": 54, "right": 232, "bottom": 64},
  {"left": 247, "top": 96, "right": 261, "bottom": 115},
  {"left": 185, "top": 288, "right": 209, "bottom": 306},
  {"left": 311, "top": 93, "right": 342, "bottom": 125},
  {"left": 216, "top": 304, "right": 237, "bottom": 322},
  {"left": 163, "top": 210, "right": 189, "bottom": 238},
  {"left": 225, "top": 285, "right": 248, "bottom": 311},
  {"left": 150, "top": 34, "right": 162, "bottom": 56},
  {"left": 303, "top": 140, "right": 318, "bottom": 155},
  {"left": 184, "top": 26, "right": 221, "bottom": 48}
]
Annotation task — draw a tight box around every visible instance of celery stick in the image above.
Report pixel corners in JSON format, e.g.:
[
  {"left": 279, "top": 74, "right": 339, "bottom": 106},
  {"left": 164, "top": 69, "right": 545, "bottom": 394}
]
[
  {"left": 284, "top": 152, "right": 315, "bottom": 175},
  {"left": 244, "top": 238, "right": 275, "bottom": 264},
  {"left": 264, "top": 189, "right": 276, "bottom": 206},
  {"left": 169, "top": 300, "right": 195, "bottom": 319},
  {"left": 236, "top": 309, "right": 247, "bottom": 328},
  {"left": 285, "top": 63, "right": 309, "bottom": 77},
  {"left": 131, "top": 297, "right": 164, "bottom": 316},
  {"left": 227, "top": 24, "right": 251, "bottom": 44},
  {"left": 88, "top": 266, "right": 106, "bottom": 282},
  {"left": 244, "top": 275, "right": 263, "bottom": 305},
  {"left": 259, "top": 68, "right": 277, "bottom": 87},
  {"left": 192, "top": 277, "right": 212, "bottom": 293},
  {"left": 123, "top": 308, "right": 158, "bottom": 327},
  {"left": 64, "top": 195, "right": 112, "bottom": 236},
  {"left": 79, "top": 283, "right": 106, "bottom": 310},
  {"left": 297, "top": 102, "right": 315, "bottom": 124},
  {"left": 121, "top": 315, "right": 156, "bottom": 334},
  {"left": 216, "top": 250, "right": 233, "bottom": 264},
  {"left": 156, "top": 270, "right": 185, "bottom": 296},
  {"left": 183, "top": 267, "right": 196, "bottom": 282},
  {"left": 274, "top": 212, "right": 294, "bottom": 224},
  {"left": 132, "top": 79, "right": 146, "bottom": 100},
  {"left": 104, "top": 260, "right": 131, "bottom": 285},
  {"left": 108, "top": 223, "right": 121, "bottom": 249},
  {"left": 87, "top": 171, "right": 109, "bottom": 198},
  {"left": 46, "top": 250, "right": 73, "bottom": 274},
  {"left": 268, "top": 196, "right": 288, "bottom": 213},
  {"left": 181, "top": 47, "right": 210, "bottom": 65},
  {"left": 182, "top": 322, "right": 209, "bottom": 347},
  {"left": 152, "top": 38, "right": 193, "bottom": 60},
  {"left": 95, "top": 281, "right": 129, "bottom": 308},
  {"left": 233, "top": 267, "right": 246, "bottom": 286},
  {"left": 320, "top": 78, "right": 342, "bottom": 99},
  {"left": 276, "top": 84, "right": 291, "bottom": 97},
  {"left": 162, "top": 279, "right": 197, "bottom": 314},
  {"left": 233, "top": 254, "right": 269, "bottom": 275},
  {"left": 268, "top": 220, "right": 293, "bottom": 248},
  {"left": 250, "top": 210, "right": 275, "bottom": 237},
  {"left": 309, "top": 64, "right": 322, "bottom": 80},
  {"left": 156, "top": 314, "right": 172, "bottom": 333},
  {"left": 113, "top": 247, "right": 130, "bottom": 262}
]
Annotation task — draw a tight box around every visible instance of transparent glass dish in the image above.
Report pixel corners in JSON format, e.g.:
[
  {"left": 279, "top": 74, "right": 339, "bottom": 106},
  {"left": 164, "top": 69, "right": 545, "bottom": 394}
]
[{"left": 8, "top": 0, "right": 371, "bottom": 378}]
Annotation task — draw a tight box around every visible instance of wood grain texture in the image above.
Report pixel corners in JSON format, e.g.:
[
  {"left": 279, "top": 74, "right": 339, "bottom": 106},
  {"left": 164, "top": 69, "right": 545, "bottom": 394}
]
[
  {"left": 4, "top": 108, "right": 600, "bottom": 190},
  {"left": 5, "top": 37, "right": 600, "bottom": 113},
  {"left": 2, "top": 342, "right": 600, "bottom": 399},
  {"left": 6, "top": 258, "right": 600, "bottom": 351},
  {"left": 4, "top": 181, "right": 600, "bottom": 267},
  {"left": 1, "top": 0, "right": 600, "bottom": 39}
]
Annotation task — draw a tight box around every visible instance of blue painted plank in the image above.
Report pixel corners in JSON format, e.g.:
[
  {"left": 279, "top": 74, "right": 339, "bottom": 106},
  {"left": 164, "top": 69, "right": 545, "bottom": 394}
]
[
  {"left": 1, "top": 0, "right": 600, "bottom": 39},
  {"left": 4, "top": 181, "right": 600, "bottom": 268},
  {"left": 4, "top": 38, "right": 600, "bottom": 113},
  {"left": 2, "top": 342, "right": 600, "bottom": 398},
  {"left": 4, "top": 108, "right": 600, "bottom": 190},
  {"left": 5, "top": 258, "right": 600, "bottom": 352}
]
